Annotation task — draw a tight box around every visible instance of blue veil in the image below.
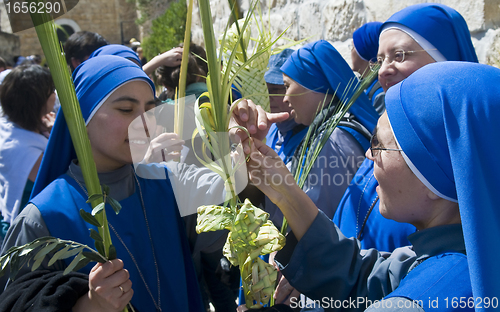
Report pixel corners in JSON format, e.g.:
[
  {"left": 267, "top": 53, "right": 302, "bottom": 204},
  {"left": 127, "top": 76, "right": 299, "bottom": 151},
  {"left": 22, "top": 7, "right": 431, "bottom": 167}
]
[
  {"left": 386, "top": 61, "right": 500, "bottom": 305},
  {"left": 353, "top": 22, "right": 383, "bottom": 62},
  {"left": 89, "top": 44, "right": 142, "bottom": 67},
  {"left": 31, "top": 55, "right": 155, "bottom": 198},
  {"left": 280, "top": 40, "right": 379, "bottom": 132},
  {"left": 383, "top": 3, "right": 478, "bottom": 63}
]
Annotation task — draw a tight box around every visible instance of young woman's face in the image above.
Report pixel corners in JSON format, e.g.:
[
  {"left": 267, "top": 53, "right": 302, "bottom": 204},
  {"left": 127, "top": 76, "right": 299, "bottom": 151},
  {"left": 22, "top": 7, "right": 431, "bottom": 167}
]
[
  {"left": 366, "top": 113, "right": 436, "bottom": 230},
  {"left": 86, "top": 80, "right": 156, "bottom": 172},
  {"left": 377, "top": 29, "right": 436, "bottom": 92},
  {"left": 282, "top": 74, "right": 327, "bottom": 126}
]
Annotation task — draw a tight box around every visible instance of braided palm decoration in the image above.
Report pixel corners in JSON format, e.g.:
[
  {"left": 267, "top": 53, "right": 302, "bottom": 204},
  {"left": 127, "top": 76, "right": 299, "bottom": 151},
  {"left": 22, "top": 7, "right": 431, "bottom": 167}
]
[
  {"left": 219, "top": 17, "right": 272, "bottom": 113},
  {"left": 197, "top": 199, "right": 285, "bottom": 308}
]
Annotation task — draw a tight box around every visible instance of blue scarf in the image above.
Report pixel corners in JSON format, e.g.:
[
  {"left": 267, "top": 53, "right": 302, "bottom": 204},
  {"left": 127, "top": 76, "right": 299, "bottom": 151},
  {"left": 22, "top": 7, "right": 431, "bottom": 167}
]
[
  {"left": 353, "top": 22, "right": 383, "bottom": 62},
  {"left": 89, "top": 44, "right": 142, "bottom": 67},
  {"left": 280, "top": 40, "right": 379, "bottom": 133},
  {"left": 383, "top": 3, "right": 478, "bottom": 63},
  {"left": 31, "top": 55, "right": 154, "bottom": 198},
  {"left": 386, "top": 61, "right": 500, "bottom": 306}
]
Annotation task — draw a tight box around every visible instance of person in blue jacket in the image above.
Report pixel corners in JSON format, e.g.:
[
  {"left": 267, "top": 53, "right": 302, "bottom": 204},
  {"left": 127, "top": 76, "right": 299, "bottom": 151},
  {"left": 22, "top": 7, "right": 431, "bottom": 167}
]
[
  {"left": 333, "top": 3, "right": 478, "bottom": 253},
  {"left": 350, "top": 22, "right": 385, "bottom": 115},
  {"left": 245, "top": 61, "right": 499, "bottom": 311}
]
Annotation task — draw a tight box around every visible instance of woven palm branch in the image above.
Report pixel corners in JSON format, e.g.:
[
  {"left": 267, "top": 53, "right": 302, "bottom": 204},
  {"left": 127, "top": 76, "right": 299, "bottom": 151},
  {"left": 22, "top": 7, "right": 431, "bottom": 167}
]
[{"left": 197, "top": 199, "right": 285, "bottom": 308}]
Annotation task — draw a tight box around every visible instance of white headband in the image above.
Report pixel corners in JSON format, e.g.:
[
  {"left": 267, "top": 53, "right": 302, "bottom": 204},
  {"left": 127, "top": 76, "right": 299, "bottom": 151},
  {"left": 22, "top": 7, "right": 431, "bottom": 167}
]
[{"left": 381, "top": 23, "right": 447, "bottom": 62}]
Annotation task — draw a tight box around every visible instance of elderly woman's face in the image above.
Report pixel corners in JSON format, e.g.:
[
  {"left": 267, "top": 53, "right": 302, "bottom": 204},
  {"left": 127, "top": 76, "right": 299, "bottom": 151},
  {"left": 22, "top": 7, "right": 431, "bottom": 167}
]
[
  {"left": 366, "top": 113, "right": 437, "bottom": 230},
  {"left": 282, "top": 74, "right": 327, "bottom": 126},
  {"left": 377, "top": 29, "right": 436, "bottom": 92},
  {"left": 86, "top": 80, "right": 156, "bottom": 172}
]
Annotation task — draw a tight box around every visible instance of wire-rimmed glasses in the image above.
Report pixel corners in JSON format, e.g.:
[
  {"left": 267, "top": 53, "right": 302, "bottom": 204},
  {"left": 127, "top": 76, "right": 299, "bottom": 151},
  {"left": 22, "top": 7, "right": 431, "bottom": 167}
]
[
  {"left": 368, "top": 49, "right": 437, "bottom": 72},
  {"left": 369, "top": 133, "right": 402, "bottom": 157}
]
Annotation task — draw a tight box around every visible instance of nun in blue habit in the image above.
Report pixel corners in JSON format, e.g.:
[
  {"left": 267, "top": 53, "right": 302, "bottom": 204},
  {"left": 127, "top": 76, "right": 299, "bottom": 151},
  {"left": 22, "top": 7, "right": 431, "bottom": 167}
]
[
  {"left": 0, "top": 56, "right": 204, "bottom": 312},
  {"left": 246, "top": 61, "right": 498, "bottom": 311},
  {"left": 262, "top": 40, "right": 379, "bottom": 227},
  {"left": 334, "top": 3, "right": 478, "bottom": 252},
  {"left": 351, "top": 21, "right": 385, "bottom": 115},
  {"left": 264, "top": 48, "right": 308, "bottom": 165},
  {"left": 89, "top": 44, "right": 143, "bottom": 67}
]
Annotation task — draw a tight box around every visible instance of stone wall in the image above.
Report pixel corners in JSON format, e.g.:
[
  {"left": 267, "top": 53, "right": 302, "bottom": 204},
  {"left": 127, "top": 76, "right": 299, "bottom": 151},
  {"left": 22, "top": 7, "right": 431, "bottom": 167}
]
[
  {"left": 0, "top": 1, "right": 13, "bottom": 33},
  {"left": 0, "top": 31, "right": 20, "bottom": 64},
  {"left": 190, "top": 0, "right": 500, "bottom": 66},
  {"left": 2, "top": 0, "right": 499, "bottom": 65}
]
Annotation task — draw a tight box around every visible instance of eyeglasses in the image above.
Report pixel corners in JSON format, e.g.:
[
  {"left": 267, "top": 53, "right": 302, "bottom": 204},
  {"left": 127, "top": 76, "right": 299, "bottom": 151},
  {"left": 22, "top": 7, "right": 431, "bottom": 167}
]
[
  {"left": 368, "top": 49, "right": 437, "bottom": 72},
  {"left": 369, "top": 133, "right": 402, "bottom": 157}
]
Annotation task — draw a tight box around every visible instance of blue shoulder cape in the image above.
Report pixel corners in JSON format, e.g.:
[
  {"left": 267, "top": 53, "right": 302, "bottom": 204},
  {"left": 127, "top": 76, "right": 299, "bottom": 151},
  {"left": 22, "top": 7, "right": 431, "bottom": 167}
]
[
  {"left": 385, "top": 253, "right": 472, "bottom": 311},
  {"left": 31, "top": 166, "right": 203, "bottom": 312}
]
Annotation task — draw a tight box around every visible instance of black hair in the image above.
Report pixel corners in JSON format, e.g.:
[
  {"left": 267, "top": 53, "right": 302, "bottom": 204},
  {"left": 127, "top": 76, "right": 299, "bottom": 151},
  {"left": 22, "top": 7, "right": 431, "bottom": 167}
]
[
  {"left": 156, "top": 43, "right": 207, "bottom": 99},
  {"left": 0, "top": 65, "right": 55, "bottom": 132},
  {"left": 0, "top": 57, "right": 6, "bottom": 69},
  {"left": 64, "top": 31, "right": 108, "bottom": 71},
  {"left": 187, "top": 43, "right": 208, "bottom": 77}
]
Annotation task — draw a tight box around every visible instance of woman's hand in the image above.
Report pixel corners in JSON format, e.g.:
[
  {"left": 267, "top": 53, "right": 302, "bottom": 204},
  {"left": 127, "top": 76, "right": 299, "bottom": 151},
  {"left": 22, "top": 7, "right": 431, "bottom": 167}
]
[
  {"left": 143, "top": 132, "right": 185, "bottom": 163},
  {"left": 275, "top": 275, "right": 301, "bottom": 306},
  {"left": 143, "top": 47, "right": 183, "bottom": 76},
  {"left": 245, "top": 138, "right": 319, "bottom": 240},
  {"left": 73, "top": 259, "right": 133, "bottom": 312},
  {"left": 244, "top": 138, "right": 297, "bottom": 206},
  {"left": 40, "top": 111, "right": 56, "bottom": 137},
  {"left": 229, "top": 99, "right": 289, "bottom": 148}
]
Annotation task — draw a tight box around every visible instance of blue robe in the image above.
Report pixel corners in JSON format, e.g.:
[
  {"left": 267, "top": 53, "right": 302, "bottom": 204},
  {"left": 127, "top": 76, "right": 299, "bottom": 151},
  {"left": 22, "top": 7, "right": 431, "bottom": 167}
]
[
  {"left": 266, "top": 122, "right": 308, "bottom": 164},
  {"left": 31, "top": 166, "right": 204, "bottom": 312},
  {"left": 385, "top": 253, "right": 472, "bottom": 311}
]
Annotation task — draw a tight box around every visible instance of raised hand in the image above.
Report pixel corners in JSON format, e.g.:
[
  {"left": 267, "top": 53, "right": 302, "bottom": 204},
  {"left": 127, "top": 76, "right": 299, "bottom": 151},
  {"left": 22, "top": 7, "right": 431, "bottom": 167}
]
[{"left": 230, "top": 99, "right": 289, "bottom": 148}]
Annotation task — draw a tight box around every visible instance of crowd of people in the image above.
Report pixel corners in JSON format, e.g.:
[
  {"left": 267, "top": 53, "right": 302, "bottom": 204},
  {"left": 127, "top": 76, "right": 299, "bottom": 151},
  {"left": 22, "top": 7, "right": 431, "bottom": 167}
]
[{"left": 0, "top": 2, "right": 498, "bottom": 312}]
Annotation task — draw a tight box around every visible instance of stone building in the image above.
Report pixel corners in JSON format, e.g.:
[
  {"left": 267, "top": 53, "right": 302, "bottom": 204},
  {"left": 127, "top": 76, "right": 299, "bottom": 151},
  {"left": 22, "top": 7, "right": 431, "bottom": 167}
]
[
  {"left": 1, "top": 0, "right": 499, "bottom": 66},
  {"left": 0, "top": 1, "right": 20, "bottom": 63},
  {"left": 0, "top": 0, "right": 140, "bottom": 60}
]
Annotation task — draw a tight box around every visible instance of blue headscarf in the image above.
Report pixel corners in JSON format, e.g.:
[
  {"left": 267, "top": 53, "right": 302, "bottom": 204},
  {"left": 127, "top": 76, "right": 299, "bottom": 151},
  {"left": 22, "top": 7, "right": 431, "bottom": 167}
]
[
  {"left": 281, "top": 40, "right": 379, "bottom": 132},
  {"left": 353, "top": 22, "right": 383, "bottom": 61},
  {"left": 382, "top": 3, "right": 478, "bottom": 63},
  {"left": 265, "top": 48, "right": 294, "bottom": 85},
  {"left": 31, "top": 55, "right": 155, "bottom": 198},
  {"left": 89, "top": 44, "right": 142, "bottom": 67},
  {"left": 386, "top": 61, "right": 500, "bottom": 305}
]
